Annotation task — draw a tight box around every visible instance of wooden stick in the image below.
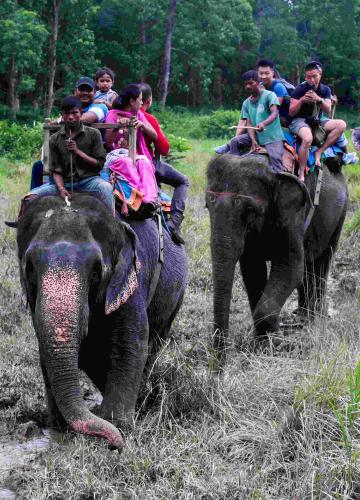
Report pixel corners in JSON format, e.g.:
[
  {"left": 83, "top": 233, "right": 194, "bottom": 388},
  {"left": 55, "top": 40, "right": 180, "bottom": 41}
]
[
  {"left": 228, "top": 125, "right": 264, "bottom": 130},
  {"left": 331, "top": 103, "right": 336, "bottom": 120}
]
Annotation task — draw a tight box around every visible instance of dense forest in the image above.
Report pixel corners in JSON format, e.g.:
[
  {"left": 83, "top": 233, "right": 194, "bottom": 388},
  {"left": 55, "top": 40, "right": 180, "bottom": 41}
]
[{"left": 1, "top": 0, "right": 360, "bottom": 118}]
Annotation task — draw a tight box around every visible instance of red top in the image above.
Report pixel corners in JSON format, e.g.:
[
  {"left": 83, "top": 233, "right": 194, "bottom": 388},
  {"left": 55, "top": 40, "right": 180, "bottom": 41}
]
[{"left": 142, "top": 110, "right": 170, "bottom": 158}]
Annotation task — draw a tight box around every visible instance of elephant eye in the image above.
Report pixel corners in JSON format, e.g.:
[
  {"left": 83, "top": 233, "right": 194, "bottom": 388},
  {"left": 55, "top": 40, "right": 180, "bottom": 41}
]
[
  {"left": 207, "top": 193, "right": 216, "bottom": 204},
  {"left": 234, "top": 198, "right": 241, "bottom": 206}
]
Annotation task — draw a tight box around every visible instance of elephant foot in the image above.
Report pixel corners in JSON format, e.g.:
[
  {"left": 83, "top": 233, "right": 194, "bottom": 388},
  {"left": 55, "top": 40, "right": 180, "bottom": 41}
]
[{"left": 93, "top": 403, "right": 135, "bottom": 432}]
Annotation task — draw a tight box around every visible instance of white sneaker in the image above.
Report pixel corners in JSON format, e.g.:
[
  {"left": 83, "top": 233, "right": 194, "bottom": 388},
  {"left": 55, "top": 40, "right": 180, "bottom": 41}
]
[{"left": 214, "top": 144, "right": 230, "bottom": 154}]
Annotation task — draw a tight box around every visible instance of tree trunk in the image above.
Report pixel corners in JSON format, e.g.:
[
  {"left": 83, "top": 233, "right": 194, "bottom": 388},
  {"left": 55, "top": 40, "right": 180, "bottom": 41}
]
[
  {"left": 8, "top": 54, "right": 20, "bottom": 120},
  {"left": 158, "top": 0, "right": 177, "bottom": 109},
  {"left": 45, "top": 0, "right": 61, "bottom": 118}
]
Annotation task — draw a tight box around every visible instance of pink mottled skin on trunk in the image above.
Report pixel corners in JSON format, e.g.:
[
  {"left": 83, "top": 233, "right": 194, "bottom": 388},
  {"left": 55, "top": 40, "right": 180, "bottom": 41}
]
[
  {"left": 41, "top": 267, "right": 81, "bottom": 345},
  {"left": 71, "top": 419, "right": 124, "bottom": 449}
]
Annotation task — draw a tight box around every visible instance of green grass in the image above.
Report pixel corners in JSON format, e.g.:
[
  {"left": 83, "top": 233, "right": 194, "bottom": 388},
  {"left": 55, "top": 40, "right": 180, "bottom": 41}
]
[{"left": 1, "top": 133, "right": 360, "bottom": 498}]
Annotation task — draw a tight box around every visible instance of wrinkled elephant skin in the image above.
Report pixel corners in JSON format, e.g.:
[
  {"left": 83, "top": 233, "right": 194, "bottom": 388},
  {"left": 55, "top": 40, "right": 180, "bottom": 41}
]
[
  {"left": 16, "top": 194, "right": 188, "bottom": 448},
  {"left": 206, "top": 154, "right": 347, "bottom": 364}
]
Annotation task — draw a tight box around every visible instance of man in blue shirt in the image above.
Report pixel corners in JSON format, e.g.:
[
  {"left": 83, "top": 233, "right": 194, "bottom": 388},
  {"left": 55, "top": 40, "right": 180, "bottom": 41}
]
[
  {"left": 289, "top": 62, "right": 346, "bottom": 181},
  {"left": 257, "top": 59, "right": 290, "bottom": 126}
]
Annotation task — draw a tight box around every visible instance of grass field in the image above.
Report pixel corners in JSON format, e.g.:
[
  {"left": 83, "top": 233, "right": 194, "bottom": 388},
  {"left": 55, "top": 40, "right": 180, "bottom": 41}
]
[{"left": 1, "top": 137, "right": 360, "bottom": 499}]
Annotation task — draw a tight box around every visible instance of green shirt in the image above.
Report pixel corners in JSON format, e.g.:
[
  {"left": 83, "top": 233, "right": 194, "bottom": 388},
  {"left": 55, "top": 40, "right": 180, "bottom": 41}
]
[
  {"left": 241, "top": 90, "right": 285, "bottom": 145},
  {"left": 49, "top": 123, "right": 106, "bottom": 182}
]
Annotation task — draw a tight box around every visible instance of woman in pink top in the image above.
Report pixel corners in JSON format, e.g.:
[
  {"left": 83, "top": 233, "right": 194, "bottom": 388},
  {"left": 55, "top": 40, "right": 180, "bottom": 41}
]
[{"left": 104, "top": 84, "right": 159, "bottom": 205}]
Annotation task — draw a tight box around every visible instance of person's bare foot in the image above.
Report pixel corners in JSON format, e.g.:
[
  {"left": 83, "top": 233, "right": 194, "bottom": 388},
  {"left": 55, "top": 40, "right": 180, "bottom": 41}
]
[
  {"left": 298, "top": 174, "right": 305, "bottom": 182},
  {"left": 314, "top": 149, "right": 323, "bottom": 167}
]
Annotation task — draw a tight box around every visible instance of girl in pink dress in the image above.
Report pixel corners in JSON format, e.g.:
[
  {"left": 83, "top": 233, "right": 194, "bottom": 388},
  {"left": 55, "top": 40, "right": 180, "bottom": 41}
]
[{"left": 104, "top": 84, "right": 159, "bottom": 205}]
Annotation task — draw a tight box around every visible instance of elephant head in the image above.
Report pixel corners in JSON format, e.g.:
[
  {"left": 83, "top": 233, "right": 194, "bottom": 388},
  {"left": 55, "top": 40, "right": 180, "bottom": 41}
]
[
  {"left": 17, "top": 194, "right": 140, "bottom": 449},
  {"left": 206, "top": 154, "right": 309, "bottom": 361}
]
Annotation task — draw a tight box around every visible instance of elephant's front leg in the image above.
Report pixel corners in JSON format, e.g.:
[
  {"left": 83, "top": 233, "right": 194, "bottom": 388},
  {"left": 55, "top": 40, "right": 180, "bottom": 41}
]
[
  {"left": 99, "top": 295, "right": 149, "bottom": 426},
  {"left": 253, "top": 234, "right": 304, "bottom": 338},
  {"left": 240, "top": 252, "right": 268, "bottom": 313}
]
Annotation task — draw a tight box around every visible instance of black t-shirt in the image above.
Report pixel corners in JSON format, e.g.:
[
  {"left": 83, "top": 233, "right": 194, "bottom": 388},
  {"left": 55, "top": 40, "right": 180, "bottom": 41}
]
[{"left": 291, "top": 82, "right": 331, "bottom": 119}]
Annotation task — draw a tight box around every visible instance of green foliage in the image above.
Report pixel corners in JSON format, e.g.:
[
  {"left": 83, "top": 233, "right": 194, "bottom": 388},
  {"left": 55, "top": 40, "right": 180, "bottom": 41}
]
[
  {"left": 0, "top": 121, "right": 42, "bottom": 161},
  {"left": 333, "top": 361, "right": 360, "bottom": 452},
  {"left": 1, "top": 0, "right": 359, "bottom": 115},
  {"left": 198, "top": 109, "right": 240, "bottom": 139},
  {"left": 167, "top": 134, "right": 191, "bottom": 153},
  {"left": 345, "top": 209, "right": 360, "bottom": 233}
]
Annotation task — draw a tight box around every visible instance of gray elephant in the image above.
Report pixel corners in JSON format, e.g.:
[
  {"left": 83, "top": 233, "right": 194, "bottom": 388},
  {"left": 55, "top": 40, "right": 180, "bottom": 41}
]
[
  {"left": 16, "top": 194, "right": 187, "bottom": 449},
  {"left": 206, "top": 154, "right": 347, "bottom": 363}
]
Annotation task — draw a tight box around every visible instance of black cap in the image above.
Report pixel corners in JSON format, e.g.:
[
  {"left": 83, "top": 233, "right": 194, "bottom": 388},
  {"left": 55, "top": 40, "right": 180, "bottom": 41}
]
[{"left": 75, "top": 77, "right": 96, "bottom": 89}]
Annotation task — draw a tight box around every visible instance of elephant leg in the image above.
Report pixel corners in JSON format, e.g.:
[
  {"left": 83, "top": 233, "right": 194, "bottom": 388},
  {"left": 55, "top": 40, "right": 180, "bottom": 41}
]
[
  {"left": 298, "top": 215, "right": 345, "bottom": 318},
  {"left": 298, "top": 247, "right": 333, "bottom": 318},
  {"left": 240, "top": 253, "right": 268, "bottom": 313},
  {"left": 40, "top": 357, "right": 67, "bottom": 429},
  {"left": 253, "top": 234, "right": 304, "bottom": 338},
  {"left": 99, "top": 297, "right": 149, "bottom": 426}
]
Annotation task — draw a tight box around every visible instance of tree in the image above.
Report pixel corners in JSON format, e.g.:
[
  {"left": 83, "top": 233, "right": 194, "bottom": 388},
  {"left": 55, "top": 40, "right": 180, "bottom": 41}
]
[
  {"left": 0, "top": 0, "right": 47, "bottom": 117},
  {"left": 158, "top": 0, "right": 177, "bottom": 108}
]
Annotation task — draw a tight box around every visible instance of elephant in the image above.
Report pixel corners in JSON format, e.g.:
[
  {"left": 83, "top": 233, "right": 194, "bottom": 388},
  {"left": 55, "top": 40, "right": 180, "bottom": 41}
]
[
  {"left": 206, "top": 153, "right": 347, "bottom": 364},
  {"left": 16, "top": 193, "right": 187, "bottom": 449}
]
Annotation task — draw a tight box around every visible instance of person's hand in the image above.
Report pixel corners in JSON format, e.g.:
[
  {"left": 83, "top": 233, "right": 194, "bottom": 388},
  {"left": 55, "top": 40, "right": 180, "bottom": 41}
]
[
  {"left": 251, "top": 141, "right": 260, "bottom": 152},
  {"left": 109, "top": 171, "right": 116, "bottom": 184},
  {"left": 117, "top": 117, "right": 130, "bottom": 126},
  {"left": 331, "top": 95, "right": 338, "bottom": 105},
  {"left": 58, "top": 187, "right": 71, "bottom": 200},
  {"left": 257, "top": 122, "right": 265, "bottom": 132},
  {"left": 67, "top": 139, "right": 80, "bottom": 155},
  {"left": 303, "top": 90, "right": 318, "bottom": 102},
  {"left": 132, "top": 118, "right": 144, "bottom": 130}
]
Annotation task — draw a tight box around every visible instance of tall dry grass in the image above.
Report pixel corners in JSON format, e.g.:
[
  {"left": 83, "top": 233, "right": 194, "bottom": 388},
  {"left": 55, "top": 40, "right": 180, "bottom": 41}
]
[{"left": 0, "top": 141, "right": 360, "bottom": 499}]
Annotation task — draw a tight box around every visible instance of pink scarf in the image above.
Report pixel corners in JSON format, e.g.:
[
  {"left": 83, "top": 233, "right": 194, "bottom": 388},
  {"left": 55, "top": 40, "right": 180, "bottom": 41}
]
[{"left": 106, "top": 109, "right": 153, "bottom": 163}]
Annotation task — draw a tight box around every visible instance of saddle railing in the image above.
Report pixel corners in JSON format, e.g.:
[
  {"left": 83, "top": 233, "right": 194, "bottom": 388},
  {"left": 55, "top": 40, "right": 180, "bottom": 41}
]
[{"left": 42, "top": 118, "right": 137, "bottom": 174}]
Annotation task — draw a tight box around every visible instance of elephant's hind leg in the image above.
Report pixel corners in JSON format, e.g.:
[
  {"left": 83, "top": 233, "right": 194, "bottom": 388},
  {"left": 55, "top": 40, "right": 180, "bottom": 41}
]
[{"left": 298, "top": 247, "right": 333, "bottom": 319}]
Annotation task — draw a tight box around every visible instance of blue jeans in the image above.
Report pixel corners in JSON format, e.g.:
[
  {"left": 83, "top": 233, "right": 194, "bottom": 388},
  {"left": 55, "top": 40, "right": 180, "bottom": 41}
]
[{"left": 30, "top": 176, "right": 114, "bottom": 212}]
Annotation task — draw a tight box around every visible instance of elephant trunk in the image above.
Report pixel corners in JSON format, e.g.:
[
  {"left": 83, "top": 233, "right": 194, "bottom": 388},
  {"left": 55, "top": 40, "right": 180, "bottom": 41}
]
[
  {"left": 211, "top": 227, "right": 238, "bottom": 366},
  {"left": 35, "top": 266, "right": 123, "bottom": 449}
]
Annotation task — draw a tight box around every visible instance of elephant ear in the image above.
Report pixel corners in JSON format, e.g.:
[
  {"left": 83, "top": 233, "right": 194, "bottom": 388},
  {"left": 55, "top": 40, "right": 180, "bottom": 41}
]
[
  {"left": 274, "top": 172, "right": 312, "bottom": 225},
  {"left": 105, "top": 222, "right": 141, "bottom": 315}
]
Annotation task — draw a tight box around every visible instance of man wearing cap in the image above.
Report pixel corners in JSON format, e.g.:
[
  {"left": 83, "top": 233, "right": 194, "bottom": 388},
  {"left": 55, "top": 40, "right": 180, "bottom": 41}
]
[
  {"left": 74, "top": 76, "right": 108, "bottom": 124},
  {"left": 289, "top": 62, "right": 346, "bottom": 181},
  {"left": 29, "top": 77, "right": 108, "bottom": 190}
]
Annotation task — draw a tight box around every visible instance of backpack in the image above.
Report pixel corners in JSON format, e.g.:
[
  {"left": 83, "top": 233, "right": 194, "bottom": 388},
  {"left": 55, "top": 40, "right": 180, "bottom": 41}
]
[{"left": 274, "top": 78, "right": 295, "bottom": 96}]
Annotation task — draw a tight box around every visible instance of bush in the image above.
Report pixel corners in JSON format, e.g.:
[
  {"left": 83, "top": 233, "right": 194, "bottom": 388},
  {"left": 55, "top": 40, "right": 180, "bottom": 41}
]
[
  {"left": 0, "top": 120, "right": 43, "bottom": 161},
  {"left": 197, "top": 109, "right": 240, "bottom": 139}
]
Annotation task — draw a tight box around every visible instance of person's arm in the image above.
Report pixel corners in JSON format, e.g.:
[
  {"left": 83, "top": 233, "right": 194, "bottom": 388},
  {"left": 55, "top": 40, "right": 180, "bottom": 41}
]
[
  {"left": 53, "top": 172, "right": 70, "bottom": 200},
  {"left": 273, "top": 82, "right": 288, "bottom": 107},
  {"left": 80, "top": 111, "right": 99, "bottom": 124},
  {"left": 316, "top": 89, "right": 332, "bottom": 115},
  {"left": 247, "top": 119, "right": 259, "bottom": 151},
  {"left": 257, "top": 104, "right": 279, "bottom": 130},
  {"left": 236, "top": 118, "right": 247, "bottom": 136},
  {"left": 105, "top": 113, "right": 129, "bottom": 149},
  {"left": 81, "top": 104, "right": 107, "bottom": 124},
  {"left": 147, "top": 114, "right": 170, "bottom": 156},
  {"left": 289, "top": 96, "right": 305, "bottom": 117},
  {"left": 133, "top": 116, "right": 158, "bottom": 141},
  {"left": 67, "top": 139, "right": 99, "bottom": 169}
]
